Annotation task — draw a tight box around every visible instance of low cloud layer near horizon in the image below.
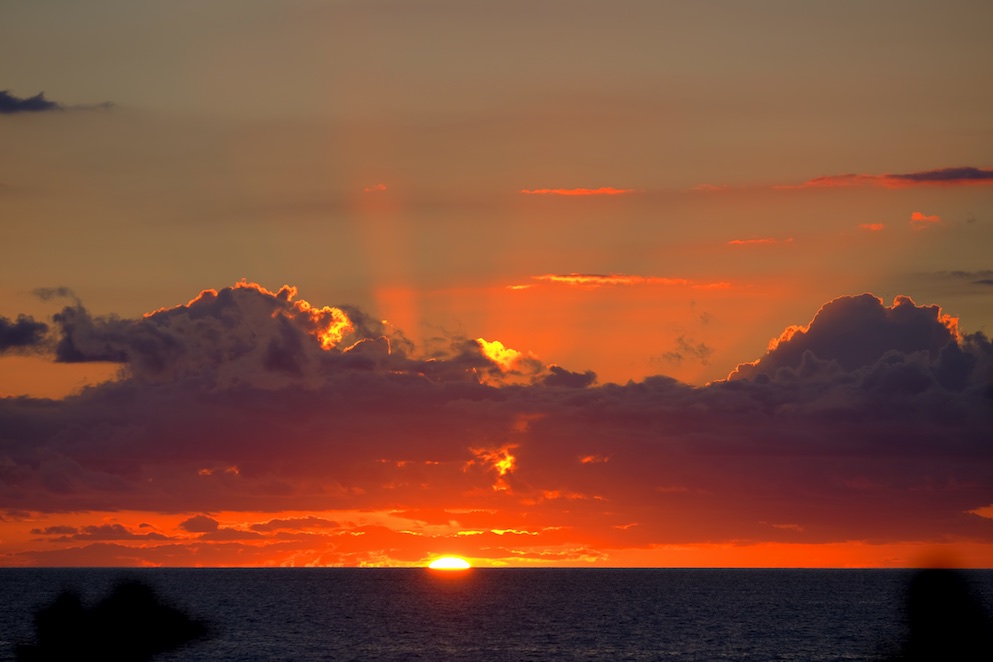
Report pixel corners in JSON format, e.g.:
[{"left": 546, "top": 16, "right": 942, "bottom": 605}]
[{"left": 1, "top": 282, "right": 990, "bottom": 566}]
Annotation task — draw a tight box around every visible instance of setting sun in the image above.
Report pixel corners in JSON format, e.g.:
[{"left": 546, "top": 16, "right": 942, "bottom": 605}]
[{"left": 428, "top": 556, "right": 471, "bottom": 570}]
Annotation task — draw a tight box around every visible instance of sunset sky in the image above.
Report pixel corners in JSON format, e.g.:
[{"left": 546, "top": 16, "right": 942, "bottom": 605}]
[{"left": 1, "top": 0, "right": 992, "bottom": 568}]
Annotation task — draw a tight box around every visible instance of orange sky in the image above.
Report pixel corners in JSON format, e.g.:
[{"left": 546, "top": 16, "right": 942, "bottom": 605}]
[{"left": 1, "top": 1, "right": 992, "bottom": 567}]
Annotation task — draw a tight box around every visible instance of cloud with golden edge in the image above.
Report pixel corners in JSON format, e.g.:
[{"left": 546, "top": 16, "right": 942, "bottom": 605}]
[
  {"left": 728, "top": 293, "right": 962, "bottom": 381},
  {"left": 519, "top": 187, "right": 637, "bottom": 196},
  {"left": 465, "top": 445, "right": 518, "bottom": 492},
  {"left": 475, "top": 338, "right": 538, "bottom": 374}
]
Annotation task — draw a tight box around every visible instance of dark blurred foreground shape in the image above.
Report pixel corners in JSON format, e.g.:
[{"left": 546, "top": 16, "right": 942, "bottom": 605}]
[
  {"left": 891, "top": 568, "right": 993, "bottom": 661},
  {"left": 16, "top": 579, "right": 208, "bottom": 661}
]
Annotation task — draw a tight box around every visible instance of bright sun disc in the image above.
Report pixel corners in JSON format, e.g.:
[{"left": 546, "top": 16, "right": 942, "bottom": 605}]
[{"left": 428, "top": 556, "right": 471, "bottom": 570}]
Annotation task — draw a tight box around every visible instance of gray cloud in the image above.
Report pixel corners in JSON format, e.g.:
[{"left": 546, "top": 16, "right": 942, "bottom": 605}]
[
  {"left": 727, "top": 294, "right": 978, "bottom": 387},
  {"left": 888, "top": 166, "right": 993, "bottom": 184},
  {"left": 656, "top": 335, "right": 713, "bottom": 367},
  {"left": 538, "top": 365, "right": 597, "bottom": 388},
  {"left": 179, "top": 515, "right": 220, "bottom": 533},
  {"left": 0, "top": 315, "right": 48, "bottom": 353},
  {"left": 0, "top": 90, "right": 60, "bottom": 114}
]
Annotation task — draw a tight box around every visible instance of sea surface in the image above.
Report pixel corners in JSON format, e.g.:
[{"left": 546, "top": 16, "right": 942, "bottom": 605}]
[{"left": 1, "top": 568, "right": 991, "bottom": 661}]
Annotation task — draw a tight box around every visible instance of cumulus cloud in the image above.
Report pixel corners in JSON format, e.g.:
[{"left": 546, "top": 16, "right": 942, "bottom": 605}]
[
  {"left": 36, "top": 281, "right": 575, "bottom": 389},
  {"left": 1, "top": 283, "right": 991, "bottom": 566},
  {"left": 726, "top": 294, "right": 992, "bottom": 397},
  {"left": 0, "top": 90, "right": 61, "bottom": 114}
]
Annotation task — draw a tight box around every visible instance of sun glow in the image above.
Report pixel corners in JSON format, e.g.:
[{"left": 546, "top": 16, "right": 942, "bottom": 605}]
[{"left": 428, "top": 556, "right": 471, "bottom": 570}]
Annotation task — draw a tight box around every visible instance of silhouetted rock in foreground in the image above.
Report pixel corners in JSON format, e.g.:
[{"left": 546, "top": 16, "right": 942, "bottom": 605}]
[
  {"left": 891, "top": 569, "right": 993, "bottom": 661},
  {"left": 16, "top": 579, "right": 208, "bottom": 661}
]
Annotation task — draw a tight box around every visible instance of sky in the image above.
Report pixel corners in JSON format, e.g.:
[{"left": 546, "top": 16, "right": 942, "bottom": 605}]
[{"left": 1, "top": 0, "right": 991, "bottom": 568}]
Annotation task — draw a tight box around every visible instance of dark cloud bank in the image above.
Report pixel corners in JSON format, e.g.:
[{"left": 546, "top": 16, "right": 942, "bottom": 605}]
[{"left": 1, "top": 283, "right": 991, "bottom": 551}]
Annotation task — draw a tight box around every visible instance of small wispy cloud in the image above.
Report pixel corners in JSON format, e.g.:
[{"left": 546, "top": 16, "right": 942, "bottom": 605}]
[
  {"left": 931, "top": 270, "right": 993, "bottom": 286},
  {"left": 532, "top": 274, "right": 687, "bottom": 286},
  {"left": 0, "top": 90, "right": 112, "bottom": 115},
  {"left": 513, "top": 273, "right": 731, "bottom": 289},
  {"left": 726, "top": 237, "right": 794, "bottom": 246},
  {"left": 858, "top": 223, "right": 885, "bottom": 232},
  {"left": 773, "top": 166, "right": 993, "bottom": 190},
  {"left": 520, "top": 187, "right": 637, "bottom": 196},
  {"left": 656, "top": 335, "right": 714, "bottom": 367},
  {"left": 363, "top": 183, "right": 387, "bottom": 193},
  {"left": 910, "top": 211, "right": 941, "bottom": 230}
]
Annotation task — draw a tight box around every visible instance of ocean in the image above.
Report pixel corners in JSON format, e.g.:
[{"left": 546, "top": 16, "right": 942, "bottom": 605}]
[{"left": 1, "top": 568, "right": 991, "bottom": 661}]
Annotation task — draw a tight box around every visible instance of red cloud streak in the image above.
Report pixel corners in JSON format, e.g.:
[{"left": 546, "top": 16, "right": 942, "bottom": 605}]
[
  {"left": 726, "top": 237, "right": 794, "bottom": 246},
  {"left": 520, "top": 187, "right": 637, "bottom": 196}
]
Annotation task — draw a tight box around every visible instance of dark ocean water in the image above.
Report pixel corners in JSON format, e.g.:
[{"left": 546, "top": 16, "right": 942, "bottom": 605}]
[{"left": 1, "top": 568, "right": 991, "bottom": 661}]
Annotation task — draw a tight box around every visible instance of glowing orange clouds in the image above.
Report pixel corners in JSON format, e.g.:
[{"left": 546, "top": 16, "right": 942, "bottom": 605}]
[
  {"left": 910, "top": 211, "right": 941, "bottom": 230},
  {"left": 519, "top": 187, "right": 637, "bottom": 196},
  {"left": 476, "top": 338, "right": 533, "bottom": 372},
  {"left": 517, "top": 273, "right": 731, "bottom": 289},
  {"left": 466, "top": 445, "right": 518, "bottom": 492},
  {"left": 859, "top": 223, "right": 885, "bottom": 232},
  {"left": 534, "top": 274, "right": 687, "bottom": 286}
]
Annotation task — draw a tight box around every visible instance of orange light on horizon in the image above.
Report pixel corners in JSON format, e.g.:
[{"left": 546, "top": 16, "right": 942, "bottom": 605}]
[{"left": 428, "top": 556, "right": 471, "bottom": 570}]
